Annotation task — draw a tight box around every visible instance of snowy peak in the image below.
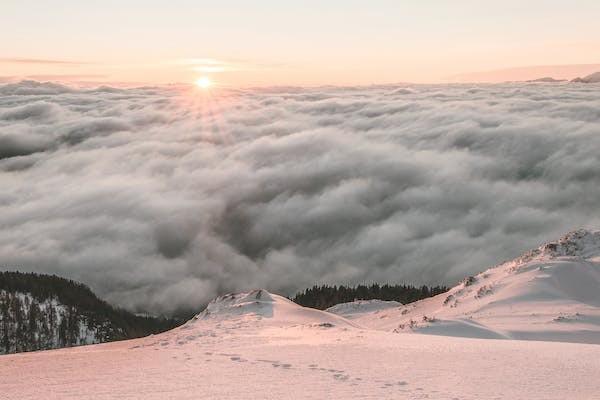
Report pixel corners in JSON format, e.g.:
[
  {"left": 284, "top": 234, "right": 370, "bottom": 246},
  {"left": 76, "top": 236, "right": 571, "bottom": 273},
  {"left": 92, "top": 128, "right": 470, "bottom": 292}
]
[
  {"left": 539, "top": 229, "right": 600, "bottom": 258},
  {"left": 195, "top": 289, "right": 277, "bottom": 320},
  {"left": 190, "top": 289, "right": 359, "bottom": 329},
  {"left": 515, "top": 229, "right": 600, "bottom": 267},
  {"left": 571, "top": 71, "right": 600, "bottom": 83}
]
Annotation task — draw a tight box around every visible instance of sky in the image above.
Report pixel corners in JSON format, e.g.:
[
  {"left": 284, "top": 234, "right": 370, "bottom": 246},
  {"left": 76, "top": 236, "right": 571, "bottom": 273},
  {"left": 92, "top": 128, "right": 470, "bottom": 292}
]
[
  {"left": 1, "top": 1, "right": 600, "bottom": 316},
  {"left": 2, "top": 0, "right": 600, "bottom": 86}
]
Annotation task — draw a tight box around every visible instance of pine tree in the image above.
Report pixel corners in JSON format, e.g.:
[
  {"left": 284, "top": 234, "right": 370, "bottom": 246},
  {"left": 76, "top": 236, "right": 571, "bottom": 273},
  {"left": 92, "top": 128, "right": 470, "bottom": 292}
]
[{"left": 292, "top": 283, "right": 448, "bottom": 310}]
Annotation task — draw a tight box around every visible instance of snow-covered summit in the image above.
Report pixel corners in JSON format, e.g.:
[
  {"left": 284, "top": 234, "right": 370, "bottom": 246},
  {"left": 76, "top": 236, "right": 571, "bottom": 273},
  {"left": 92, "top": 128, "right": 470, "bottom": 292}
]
[
  {"left": 189, "top": 289, "right": 358, "bottom": 329},
  {"left": 513, "top": 229, "right": 600, "bottom": 267},
  {"left": 196, "top": 289, "right": 278, "bottom": 319},
  {"left": 539, "top": 228, "right": 600, "bottom": 258}
]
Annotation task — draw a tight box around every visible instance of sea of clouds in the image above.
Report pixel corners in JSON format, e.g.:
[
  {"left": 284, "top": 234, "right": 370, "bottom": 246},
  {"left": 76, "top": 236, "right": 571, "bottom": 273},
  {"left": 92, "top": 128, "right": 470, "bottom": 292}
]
[{"left": 1, "top": 80, "right": 599, "bottom": 314}]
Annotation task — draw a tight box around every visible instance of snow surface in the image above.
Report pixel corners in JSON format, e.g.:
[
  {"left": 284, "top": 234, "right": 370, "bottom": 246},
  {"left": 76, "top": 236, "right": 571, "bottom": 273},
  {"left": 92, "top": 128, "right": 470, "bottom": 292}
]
[
  {"left": 2, "top": 288, "right": 600, "bottom": 399},
  {"left": 330, "top": 229, "right": 600, "bottom": 344},
  {"left": 3, "top": 232, "right": 600, "bottom": 399}
]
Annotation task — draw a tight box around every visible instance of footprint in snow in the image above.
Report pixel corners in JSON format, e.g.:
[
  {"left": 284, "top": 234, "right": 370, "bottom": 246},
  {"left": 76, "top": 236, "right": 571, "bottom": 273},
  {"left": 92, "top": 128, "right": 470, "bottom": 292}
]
[
  {"left": 271, "top": 362, "right": 292, "bottom": 369},
  {"left": 256, "top": 359, "right": 278, "bottom": 364},
  {"left": 333, "top": 374, "right": 350, "bottom": 381}
]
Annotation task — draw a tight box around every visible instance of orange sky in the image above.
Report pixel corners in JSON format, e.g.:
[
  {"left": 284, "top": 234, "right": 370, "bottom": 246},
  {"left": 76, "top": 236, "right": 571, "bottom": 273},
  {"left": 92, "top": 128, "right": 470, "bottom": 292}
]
[{"left": 2, "top": 1, "right": 600, "bottom": 86}]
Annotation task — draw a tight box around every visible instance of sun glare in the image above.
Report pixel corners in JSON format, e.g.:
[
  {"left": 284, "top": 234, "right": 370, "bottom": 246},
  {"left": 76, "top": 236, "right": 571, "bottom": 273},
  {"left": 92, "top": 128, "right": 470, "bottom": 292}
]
[{"left": 195, "top": 77, "right": 212, "bottom": 89}]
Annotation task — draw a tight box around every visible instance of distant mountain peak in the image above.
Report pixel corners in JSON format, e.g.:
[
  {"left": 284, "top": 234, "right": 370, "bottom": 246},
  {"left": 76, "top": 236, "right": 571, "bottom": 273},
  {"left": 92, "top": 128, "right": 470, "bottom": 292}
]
[
  {"left": 571, "top": 71, "right": 600, "bottom": 83},
  {"left": 526, "top": 77, "right": 566, "bottom": 83},
  {"left": 513, "top": 229, "right": 600, "bottom": 268}
]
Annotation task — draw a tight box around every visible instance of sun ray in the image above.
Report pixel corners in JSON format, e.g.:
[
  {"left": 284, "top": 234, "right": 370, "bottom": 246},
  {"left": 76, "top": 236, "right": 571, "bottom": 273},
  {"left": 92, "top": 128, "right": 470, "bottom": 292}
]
[{"left": 195, "top": 77, "right": 212, "bottom": 89}]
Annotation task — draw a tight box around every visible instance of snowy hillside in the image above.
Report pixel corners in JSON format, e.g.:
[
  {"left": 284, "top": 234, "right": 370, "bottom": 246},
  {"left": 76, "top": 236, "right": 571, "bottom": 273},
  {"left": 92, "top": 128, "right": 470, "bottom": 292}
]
[
  {"left": 3, "top": 231, "right": 600, "bottom": 399},
  {"left": 0, "top": 272, "right": 177, "bottom": 354},
  {"left": 330, "top": 229, "right": 600, "bottom": 343},
  {"left": 3, "top": 286, "right": 600, "bottom": 399},
  {"left": 0, "top": 290, "right": 112, "bottom": 353}
]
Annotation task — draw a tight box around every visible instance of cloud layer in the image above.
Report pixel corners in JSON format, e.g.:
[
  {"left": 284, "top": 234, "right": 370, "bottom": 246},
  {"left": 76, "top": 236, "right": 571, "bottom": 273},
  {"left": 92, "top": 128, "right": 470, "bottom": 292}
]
[{"left": 1, "top": 80, "right": 599, "bottom": 315}]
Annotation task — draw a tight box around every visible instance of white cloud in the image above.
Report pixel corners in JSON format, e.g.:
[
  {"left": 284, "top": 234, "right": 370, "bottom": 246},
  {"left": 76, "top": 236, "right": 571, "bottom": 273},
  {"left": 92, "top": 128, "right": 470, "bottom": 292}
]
[{"left": 1, "top": 81, "right": 599, "bottom": 315}]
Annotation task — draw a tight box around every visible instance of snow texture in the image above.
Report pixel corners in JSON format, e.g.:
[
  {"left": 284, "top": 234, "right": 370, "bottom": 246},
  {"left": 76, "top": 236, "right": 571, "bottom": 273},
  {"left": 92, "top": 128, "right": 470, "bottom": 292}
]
[{"left": 3, "top": 231, "right": 600, "bottom": 399}]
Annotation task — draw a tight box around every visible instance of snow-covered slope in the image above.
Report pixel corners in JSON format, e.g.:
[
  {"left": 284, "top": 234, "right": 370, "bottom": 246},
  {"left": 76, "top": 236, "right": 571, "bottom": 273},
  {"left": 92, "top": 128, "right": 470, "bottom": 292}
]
[
  {"left": 0, "top": 290, "right": 126, "bottom": 353},
  {"left": 3, "top": 287, "right": 600, "bottom": 400},
  {"left": 334, "top": 229, "right": 600, "bottom": 343},
  {"left": 3, "top": 231, "right": 600, "bottom": 399},
  {"left": 0, "top": 272, "right": 176, "bottom": 354}
]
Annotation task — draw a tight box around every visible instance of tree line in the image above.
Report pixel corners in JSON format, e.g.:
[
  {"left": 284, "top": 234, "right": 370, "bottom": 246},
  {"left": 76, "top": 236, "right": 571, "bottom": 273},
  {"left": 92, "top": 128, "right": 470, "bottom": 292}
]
[
  {"left": 292, "top": 283, "right": 448, "bottom": 310},
  {"left": 0, "top": 271, "right": 178, "bottom": 354}
]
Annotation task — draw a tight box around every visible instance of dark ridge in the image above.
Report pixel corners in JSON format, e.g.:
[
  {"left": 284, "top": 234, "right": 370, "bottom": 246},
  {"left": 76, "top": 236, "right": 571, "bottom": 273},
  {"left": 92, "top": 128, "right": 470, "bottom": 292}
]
[
  {"left": 0, "top": 271, "right": 181, "bottom": 354},
  {"left": 292, "top": 283, "right": 448, "bottom": 310}
]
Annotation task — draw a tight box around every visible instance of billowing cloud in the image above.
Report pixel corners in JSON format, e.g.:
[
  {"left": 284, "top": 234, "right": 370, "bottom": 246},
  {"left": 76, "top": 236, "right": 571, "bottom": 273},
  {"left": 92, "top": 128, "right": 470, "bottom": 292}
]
[{"left": 1, "top": 80, "right": 599, "bottom": 315}]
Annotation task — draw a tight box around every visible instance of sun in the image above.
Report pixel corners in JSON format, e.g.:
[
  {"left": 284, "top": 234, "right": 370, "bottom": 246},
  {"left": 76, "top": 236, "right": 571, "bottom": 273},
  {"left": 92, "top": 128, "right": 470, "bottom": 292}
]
[{"left": 195, "top": 77, "right": 212, "bottom": 89}]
